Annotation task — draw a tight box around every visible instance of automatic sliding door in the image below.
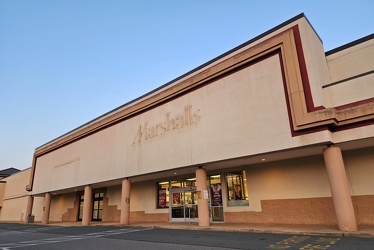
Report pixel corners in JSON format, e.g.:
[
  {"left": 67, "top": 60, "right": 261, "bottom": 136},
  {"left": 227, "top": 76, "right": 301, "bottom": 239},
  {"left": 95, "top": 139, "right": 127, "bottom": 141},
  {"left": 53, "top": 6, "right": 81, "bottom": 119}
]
[
  {"left": 171, "top": 191, "right": 184, "bottom": 220},
  {"left": 170, "top": 188, "right": 198, "bottom": 222},
  {"left": 184, "top": 190, "right": 198, "bottom": 221}
]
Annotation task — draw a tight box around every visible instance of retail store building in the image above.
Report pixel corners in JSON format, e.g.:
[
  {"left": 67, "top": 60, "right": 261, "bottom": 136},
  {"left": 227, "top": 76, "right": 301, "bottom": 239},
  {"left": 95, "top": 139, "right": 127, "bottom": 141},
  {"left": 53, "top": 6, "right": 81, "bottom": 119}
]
[{"left": 4, "top": 14, "right": 374, "bottom": 232}]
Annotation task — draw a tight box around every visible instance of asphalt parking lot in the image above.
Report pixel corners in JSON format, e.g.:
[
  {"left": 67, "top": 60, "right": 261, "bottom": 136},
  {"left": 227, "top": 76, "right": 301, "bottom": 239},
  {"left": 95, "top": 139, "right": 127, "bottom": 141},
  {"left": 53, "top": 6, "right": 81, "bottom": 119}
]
[{"left": 1, "top": 223, "right": 374, "bottom": 249}]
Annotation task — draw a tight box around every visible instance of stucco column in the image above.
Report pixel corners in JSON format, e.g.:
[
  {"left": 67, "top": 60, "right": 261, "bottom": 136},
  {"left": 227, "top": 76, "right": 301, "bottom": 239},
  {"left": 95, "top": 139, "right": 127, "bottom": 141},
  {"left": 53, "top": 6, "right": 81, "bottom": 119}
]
[
  {"left": 196, "top": 167, "right": 210, "bottom": 227},
  {"left": 120, "top": 178, "right": 131, "bottom": 225},
  {"left": 25, "top": 196, "right": 34, "bottom": 223},
  {"left": 82, "top": 185, "right": 93, "bottom": 226},
  {"left": 323, "top": 146, "right": 358, "bottom": 232},
  {"left": 42, "top": 193, "right": 51, "bottom": 225}
]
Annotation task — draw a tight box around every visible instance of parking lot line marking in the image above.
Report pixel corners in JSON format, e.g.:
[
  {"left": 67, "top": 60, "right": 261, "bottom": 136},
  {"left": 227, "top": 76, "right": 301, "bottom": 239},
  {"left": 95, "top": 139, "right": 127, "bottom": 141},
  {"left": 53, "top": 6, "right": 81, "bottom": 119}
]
[
  {"left": 0, "top": 226, "right": 64, "bottom": 236},
  {"left": 299, "top": 237, "right": 340, "bottom": 250},
  {"left": 0, "top": 227, "right": 153, "bottom": 249},
  {"left": 267, "top": 235, "right": 311, "bottom": 249},
  {"left": 0, "top": 231, "right": 23, "bottom": 237}
]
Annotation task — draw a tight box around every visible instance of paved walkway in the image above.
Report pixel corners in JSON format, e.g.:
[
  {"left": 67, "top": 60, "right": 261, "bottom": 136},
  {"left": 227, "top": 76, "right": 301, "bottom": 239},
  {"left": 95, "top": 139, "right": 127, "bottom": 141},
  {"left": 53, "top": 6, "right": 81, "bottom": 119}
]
[{"left": 40, "top": 221, "right": 374, "bottom": 238}]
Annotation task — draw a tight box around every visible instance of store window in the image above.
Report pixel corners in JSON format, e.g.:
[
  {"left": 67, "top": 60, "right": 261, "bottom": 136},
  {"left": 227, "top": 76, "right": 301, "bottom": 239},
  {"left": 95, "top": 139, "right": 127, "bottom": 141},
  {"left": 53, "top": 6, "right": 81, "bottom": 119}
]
[
  {"left": 184, "top": 178, "right": 196, "bottom": 187},
  {"left": 157, "top": 182, "right": 169, "bottom": 208},
  {"left": 157, "top": 179, "right": 198, "bottom": 209},
  {"left": 226, "top": 170, "right": 249, "bottom": 206},
  {"left": 170, "top": 180, "right": 182, "bottom": 188},
  {"left": 92, "top": 192, "right": 104, "bottom": 221}
]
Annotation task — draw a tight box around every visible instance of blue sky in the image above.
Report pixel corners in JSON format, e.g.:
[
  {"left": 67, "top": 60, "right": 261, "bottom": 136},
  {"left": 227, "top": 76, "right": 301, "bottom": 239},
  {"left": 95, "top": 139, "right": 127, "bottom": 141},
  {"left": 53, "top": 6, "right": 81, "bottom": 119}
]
[{"left": 0, "top": 1, "right": 373, "bottom": 170}]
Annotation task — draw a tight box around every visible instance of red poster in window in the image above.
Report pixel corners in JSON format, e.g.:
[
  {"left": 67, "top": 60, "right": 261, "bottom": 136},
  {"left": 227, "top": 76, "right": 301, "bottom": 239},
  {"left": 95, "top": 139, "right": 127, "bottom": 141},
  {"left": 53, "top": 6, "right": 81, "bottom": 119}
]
[
  {"left": 158, "top": 188, "right": 166, "bottom": 207},
  {"left": 172, "top": 193, "right": 180, "bottom": 204}
]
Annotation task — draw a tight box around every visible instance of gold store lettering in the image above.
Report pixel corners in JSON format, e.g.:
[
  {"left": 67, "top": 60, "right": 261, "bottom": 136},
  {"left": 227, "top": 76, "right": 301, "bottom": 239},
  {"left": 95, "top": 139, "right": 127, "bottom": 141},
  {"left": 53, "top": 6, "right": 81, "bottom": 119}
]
[{"left": 134, "top": 105, "right": 201, "bottom": 143}]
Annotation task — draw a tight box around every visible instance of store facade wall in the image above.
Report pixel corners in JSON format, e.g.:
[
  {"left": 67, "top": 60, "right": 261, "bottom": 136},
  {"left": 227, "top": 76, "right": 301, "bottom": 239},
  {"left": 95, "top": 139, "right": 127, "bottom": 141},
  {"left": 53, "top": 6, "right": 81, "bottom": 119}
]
[
  {"left": 226, "top": 155, "right": 333, "bottom": 225},
  {"left": 0, "top": 169, "right": 43, "bottom": 222},
  {"left": 224, "top": 147, "right": 374, "bottom": 225},
  {"left": 18, "top": 14, "right": 374, "bottom": 229},
  {"left": 115, "top": 146, "right": 372, "bottom": 226},
  {"left": 324, "top": 35, "right": 374, "bottom": 107},
  {"left": 48, "top": 192, "right": 76, "bottom": 222},
  {"left": 0, "top": 182, "right": 5, "bottom": 208},
  {"left": 0, "top": 169, "right": 30, "bottom": 222},
  {"left": 3, "top": 147, "right": 373, "bottom": 225},
  {"left": 130, "top": 181, "right": 169, "bottom": 223},
  {"left": 344, "top": 147, "right": 374, "bottom": 225},
  {"left": 30, "top": 52, "right": 295, "bottom": 196}
]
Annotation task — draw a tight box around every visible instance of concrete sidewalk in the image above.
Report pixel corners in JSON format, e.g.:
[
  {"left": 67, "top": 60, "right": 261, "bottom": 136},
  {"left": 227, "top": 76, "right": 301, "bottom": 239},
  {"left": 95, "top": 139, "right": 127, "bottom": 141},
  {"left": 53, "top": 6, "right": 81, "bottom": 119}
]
[{"left": 44, "top": 221, "right": 374, "bottom": 238}]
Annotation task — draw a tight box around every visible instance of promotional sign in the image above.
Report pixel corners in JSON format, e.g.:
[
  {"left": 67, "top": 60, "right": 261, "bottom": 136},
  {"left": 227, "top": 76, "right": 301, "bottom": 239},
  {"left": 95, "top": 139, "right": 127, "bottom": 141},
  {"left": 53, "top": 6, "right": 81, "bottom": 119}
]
[
  {"left": 203, "top": 190, "right": 209, "bottom": 200},
  {"left": 172, "top": 193, "right": 181, "bottom": 204},
  {"left": 158, "top": 188, "right": 166, "bottom": 207},
  {"left": 210, "top": 183, "right": 222, "bottom": 206}
]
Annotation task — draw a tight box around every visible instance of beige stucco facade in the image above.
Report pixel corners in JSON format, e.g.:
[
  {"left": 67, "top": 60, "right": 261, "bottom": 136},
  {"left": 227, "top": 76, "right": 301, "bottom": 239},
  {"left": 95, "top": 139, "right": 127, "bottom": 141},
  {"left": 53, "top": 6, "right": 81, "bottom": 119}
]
[
  {"left": 1, "top": 14, "right": 373, "bottom": 231},
  {"left": 0, "top": 169, "right": 43, "bottom": 222}
]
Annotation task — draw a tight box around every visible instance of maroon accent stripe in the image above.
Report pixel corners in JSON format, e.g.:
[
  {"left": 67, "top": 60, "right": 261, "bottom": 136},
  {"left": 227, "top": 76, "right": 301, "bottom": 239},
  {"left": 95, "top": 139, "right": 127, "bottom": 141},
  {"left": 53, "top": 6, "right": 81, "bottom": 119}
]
[
  {"left": 277, "top": 49, "right": 329, "bottom": 137},
  {"left": 287, "top": 26, "right": 374, "bottom": 135},
  {"left": 291, "top": 26, "right": 325, "bottom": 112}
]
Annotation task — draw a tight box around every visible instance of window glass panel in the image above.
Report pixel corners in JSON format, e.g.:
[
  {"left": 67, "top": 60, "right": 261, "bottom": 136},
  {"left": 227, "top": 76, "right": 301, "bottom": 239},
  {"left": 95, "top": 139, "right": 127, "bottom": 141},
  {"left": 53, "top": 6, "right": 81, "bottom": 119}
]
[
  {"left": 170, "top": 181, "right": 182, "bottom": 188},
  {"left": 226, "top": 171, "right": 249, "bottom": 207},
  {"left": 92, "top": 210, "right": 98, "bottom": 219},
  {"left": 184, "top": 178, "right": 196, "bottom": 187},
  {"left": 99, "top": 200, "right": 103, "bottom": 208},
  {"left": 209, "top": 175, "right": 221, "bottom": 184},
  {"left": 157, "top": 182, "right": 169, "bottom": 209},
  {"left": 242, "top": 170, "right": 248, "bottom": 200}
]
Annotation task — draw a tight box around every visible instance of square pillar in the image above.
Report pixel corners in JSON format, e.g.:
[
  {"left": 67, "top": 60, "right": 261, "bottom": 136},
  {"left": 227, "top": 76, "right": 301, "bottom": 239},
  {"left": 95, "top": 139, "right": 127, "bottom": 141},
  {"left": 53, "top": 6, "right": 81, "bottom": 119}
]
[
  {"left": 323, "top": 145, "right": 358, "bottom": 232},
  {"left": 196, "top": 167, "right": 210, "bottom": 227},
  {"left": 120, "top": 178, "right": 131, "bottom": 225},
  {"left": 82, "top": 185, "right": 92, "bottom": 226},
  {"left": 42, "top": 193, "right": 51, "bottom": 225}
]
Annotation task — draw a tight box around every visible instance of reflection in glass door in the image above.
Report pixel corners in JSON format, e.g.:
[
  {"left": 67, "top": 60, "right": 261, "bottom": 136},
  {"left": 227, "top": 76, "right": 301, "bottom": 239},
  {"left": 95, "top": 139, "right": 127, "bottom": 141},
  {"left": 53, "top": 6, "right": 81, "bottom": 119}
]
[
  {"left": 185, "top": 190, "right": 198, "bottom": 221},
  {"left": 170, "top": 188, "right": 198, "bottom": 222}
]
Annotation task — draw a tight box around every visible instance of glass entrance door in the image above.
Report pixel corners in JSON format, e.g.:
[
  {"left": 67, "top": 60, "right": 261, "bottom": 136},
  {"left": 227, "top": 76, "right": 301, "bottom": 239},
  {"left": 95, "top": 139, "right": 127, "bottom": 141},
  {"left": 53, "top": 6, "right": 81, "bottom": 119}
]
[
  {"left": 185, "top": 190, "right": 198, "bottom": 221},
  {"left": 170, "top": 187, "right": 198, "bottom": 222}
]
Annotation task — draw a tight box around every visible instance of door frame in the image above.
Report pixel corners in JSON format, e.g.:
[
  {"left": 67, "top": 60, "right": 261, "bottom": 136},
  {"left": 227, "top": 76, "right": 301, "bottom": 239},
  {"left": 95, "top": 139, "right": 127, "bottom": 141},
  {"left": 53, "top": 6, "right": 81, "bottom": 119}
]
[{"left": 169, "top": 186, "right": 198, "bottom": 222}]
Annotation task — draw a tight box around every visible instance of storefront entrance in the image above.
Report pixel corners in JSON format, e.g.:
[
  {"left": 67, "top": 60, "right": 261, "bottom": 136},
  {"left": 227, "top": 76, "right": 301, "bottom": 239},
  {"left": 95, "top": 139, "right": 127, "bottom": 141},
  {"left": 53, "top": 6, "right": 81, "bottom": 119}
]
[
  {"left": 167, "top": 175, "right": 225, "bottom": 222},
  {"left": 170, "top": 187, "right": 198, "bottom": 222}
]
